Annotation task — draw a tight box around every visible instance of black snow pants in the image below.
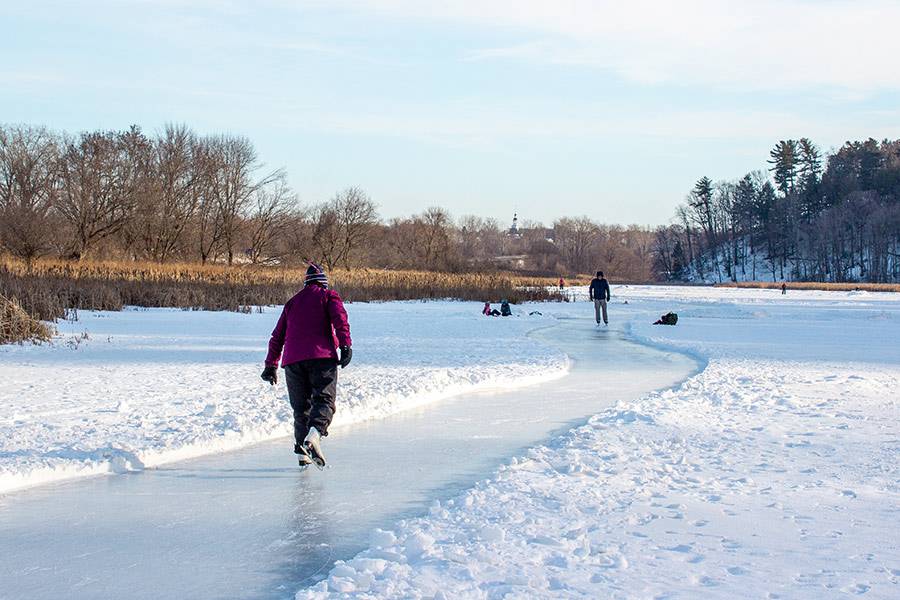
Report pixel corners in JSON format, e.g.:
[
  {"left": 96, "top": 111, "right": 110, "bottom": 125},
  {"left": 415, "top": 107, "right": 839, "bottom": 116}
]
[{"left": 284, "top": 358, "right": 338, "bottom": 445}]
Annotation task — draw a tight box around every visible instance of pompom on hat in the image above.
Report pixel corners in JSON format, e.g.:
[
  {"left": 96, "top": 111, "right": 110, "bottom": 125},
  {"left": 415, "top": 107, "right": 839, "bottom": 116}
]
[{"left": 304, "top": 262, "right": 328, "bottom": 287}]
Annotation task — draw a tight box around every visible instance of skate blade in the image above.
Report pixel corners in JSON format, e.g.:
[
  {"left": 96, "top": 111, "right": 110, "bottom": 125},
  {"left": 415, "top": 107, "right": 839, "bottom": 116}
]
[{"left": 305, "top": 442, "right": 326, "bottom": 470}]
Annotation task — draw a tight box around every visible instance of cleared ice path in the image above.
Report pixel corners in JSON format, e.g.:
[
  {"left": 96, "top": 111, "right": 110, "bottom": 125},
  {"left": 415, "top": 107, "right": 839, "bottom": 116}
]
[{"left": 1, "top": 319, "right": 697, "bottom": 600}]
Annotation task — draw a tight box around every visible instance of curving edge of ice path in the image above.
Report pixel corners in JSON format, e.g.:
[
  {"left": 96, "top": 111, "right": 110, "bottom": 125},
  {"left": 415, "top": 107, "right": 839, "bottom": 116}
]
[
  {"left": 0, "top": 302, "right": 569, "bottom": 495},
  {"left": 297, "top": 287, "right": 900, "bottom": 600}
]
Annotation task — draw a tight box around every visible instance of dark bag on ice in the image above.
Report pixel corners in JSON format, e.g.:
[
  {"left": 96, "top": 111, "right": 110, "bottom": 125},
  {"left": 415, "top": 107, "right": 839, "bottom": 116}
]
[{"left": 653, "top": 312, "right": 678, "bottom": 325}]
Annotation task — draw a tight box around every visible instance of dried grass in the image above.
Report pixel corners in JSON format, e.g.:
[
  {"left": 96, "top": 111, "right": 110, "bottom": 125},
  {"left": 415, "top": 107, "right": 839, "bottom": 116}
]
[
  {"left": 0, "top": 256, "right": 569, "bottom": 323},
  {"left": 716, "top": 281, "right": 900, "bottom": 293},
  {"left": 0, "top": 294, "right": 54, "bottom": 344}
]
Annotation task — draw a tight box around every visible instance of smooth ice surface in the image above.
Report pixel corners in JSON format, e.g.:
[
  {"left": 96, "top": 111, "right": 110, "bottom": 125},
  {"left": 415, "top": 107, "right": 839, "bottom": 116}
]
[{"left": 0, "top": 321, "right": 695, "bottom": 600}]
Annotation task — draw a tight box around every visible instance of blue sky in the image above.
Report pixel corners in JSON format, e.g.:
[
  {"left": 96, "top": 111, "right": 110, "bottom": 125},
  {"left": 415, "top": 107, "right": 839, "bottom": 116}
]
[{"left": 4, "top": 0, "right": 900, "bottom": 226}]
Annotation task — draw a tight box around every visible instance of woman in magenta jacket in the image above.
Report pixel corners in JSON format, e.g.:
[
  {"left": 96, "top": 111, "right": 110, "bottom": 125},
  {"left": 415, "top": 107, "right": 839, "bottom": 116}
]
[{"left": 261, "top": 263, "right": 352, "bottom": 468}]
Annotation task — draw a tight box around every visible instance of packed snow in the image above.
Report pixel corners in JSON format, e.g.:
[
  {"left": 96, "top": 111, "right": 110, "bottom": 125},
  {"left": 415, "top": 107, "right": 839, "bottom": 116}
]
[
  {"left": 0, "top": 302, "right": 567, "bottom": 494},
  {"left": 297, "top": 286, "right": 900, "bottom": 599}
]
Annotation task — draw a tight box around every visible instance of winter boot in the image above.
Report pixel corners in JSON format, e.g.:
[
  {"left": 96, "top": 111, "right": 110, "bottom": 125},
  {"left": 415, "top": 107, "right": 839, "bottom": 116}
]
[
  {"left": 294, "top": 443, "right": 314, "bottom": 467},
  {"left": 303, "top": 427, "right": 326, "bottom": 469}
]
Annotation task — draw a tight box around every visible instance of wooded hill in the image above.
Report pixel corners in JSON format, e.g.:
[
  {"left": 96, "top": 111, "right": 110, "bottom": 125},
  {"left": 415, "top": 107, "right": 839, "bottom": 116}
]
[{"left": 655, "top": 138, "right": 900, "bottom": 283}]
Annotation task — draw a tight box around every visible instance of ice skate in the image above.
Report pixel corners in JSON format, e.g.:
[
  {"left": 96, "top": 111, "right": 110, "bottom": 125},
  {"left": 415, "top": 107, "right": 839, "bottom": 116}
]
[
  {"left": 303, "top": 427, "right": 326, "bottom": 469},
  {"left": 294, "top": 443, "right": 314, "bottom": 468}
]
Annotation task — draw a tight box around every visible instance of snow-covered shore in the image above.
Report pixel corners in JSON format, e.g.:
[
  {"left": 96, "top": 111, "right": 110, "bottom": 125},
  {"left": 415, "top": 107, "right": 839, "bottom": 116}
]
[
  {"left": 0, "top": 302, "right": 568, "bottom": 494},
  {"left": 299, "top": 287, "right": 900, "bottom": 599}
]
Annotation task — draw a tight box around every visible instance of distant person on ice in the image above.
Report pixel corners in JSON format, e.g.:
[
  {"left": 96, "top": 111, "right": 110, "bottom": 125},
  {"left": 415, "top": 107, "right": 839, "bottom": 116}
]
[
  {"left": 500, "top": 299, "right": 512, "bottom": 317},
  {"left": 483, "top": 302, "right": 500, "bottom": 316},
  {"left": 589, "top": 271, "right": 611, "bottom": 326},
  {"left": 782, "top": 282, "right": 787, "bottom": 295},
  {"left": 261, "top": 263, "right": 352, "bottom": 468}
]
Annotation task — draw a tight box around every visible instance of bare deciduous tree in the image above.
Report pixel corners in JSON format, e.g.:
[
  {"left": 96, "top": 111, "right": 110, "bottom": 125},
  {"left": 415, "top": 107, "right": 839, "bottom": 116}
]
[
  {"left": 310, "top": 187, "right": 378, "bottom": 269},
  {"left": 418, "top": 206, "right": 455, "bottom": 270},
  {"left": 244, "top": 177, "right": 295, "bottom": 264},
  {"left": 457, "top": 216, "right": 505, "bottom": 266},
  {"left": 127, "top": 124, "right": 199, "bottom": 262},
  {"left": 0, "top": 125, "right": 60, "bottom": 260},
  {"left": 192, "top": 138, "right": 224, "bottom": 264},
  {"left": 278, "top": 209, "right": 314, "bottom": 266},
  {"left": 553, "top": 216, "right": 599, "bottom": 274},
  {"left": 193, "top": 135, "right": 284, "bottom": 265},
  {"left": 310, "top": 202, "right": 341, "bottom": 270},
  {"left": 56, "top": 126, "right": 151, "bottom": 259},
  {"left": 333, "top": 186, "right": 378, "bottom": 269}
]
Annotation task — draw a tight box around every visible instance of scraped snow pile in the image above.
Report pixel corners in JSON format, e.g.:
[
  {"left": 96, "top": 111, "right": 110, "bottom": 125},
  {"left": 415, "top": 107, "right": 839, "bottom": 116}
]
[
  {"left": 0, "top": 302, "right": 566, "bottom": 494},
  {"left": 299, "top": 288, "right": 900, "bottom": 599}
]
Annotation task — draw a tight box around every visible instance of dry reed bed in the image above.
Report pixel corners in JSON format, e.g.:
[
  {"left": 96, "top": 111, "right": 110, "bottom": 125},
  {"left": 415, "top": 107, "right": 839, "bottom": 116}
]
[
  {"left": 0, "top": 257, "right": 566, "bottom": 323},
  {"left": 0, "top": 294, "right": 54, "bottom": 344},
  {"left": 716, "top": 281, "right": 900, "bottom": 293}
]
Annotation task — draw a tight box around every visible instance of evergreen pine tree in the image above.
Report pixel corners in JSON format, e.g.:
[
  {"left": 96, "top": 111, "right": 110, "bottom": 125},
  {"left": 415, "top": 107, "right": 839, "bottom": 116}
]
[
  {"left": 797, "top": 138, "right": 823, "bottom": 219},
  {"left": 768, "top": 140, "right": 799, "bottom": 196},
  {"left": 689, "top": 176, "right": 716, "bottom": 242}
]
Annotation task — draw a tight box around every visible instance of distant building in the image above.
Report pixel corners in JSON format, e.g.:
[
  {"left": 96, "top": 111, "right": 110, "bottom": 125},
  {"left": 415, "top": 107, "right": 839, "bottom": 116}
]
[{"left": 508, "top": 213, "right": 520, "bottom": 237}]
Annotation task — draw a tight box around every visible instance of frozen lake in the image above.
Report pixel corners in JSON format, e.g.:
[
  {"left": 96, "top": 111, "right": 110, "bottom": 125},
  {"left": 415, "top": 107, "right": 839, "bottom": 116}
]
[{"left": 0, "top": 319, "right": 696, "bottom": 600}]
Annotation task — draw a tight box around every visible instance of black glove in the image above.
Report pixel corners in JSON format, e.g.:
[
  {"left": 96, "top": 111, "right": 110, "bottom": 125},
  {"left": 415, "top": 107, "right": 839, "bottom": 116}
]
[
  {"left": 261, "top": 365, "right": 278, "bottom": 385},
  {"left": 339, "top": 346, "right": 352, "bottom": 369}
]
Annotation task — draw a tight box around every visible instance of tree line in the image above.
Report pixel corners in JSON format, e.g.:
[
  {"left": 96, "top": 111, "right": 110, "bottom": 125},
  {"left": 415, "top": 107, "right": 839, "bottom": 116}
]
[
  {"left": 654, "top": 138, "right": 900, "bottom": 283},
  {"left": 0, "top": 123, "right": 291, "bottom": 265},
  {"left": 0, "top": 123, "right": 655, "bottom": 280}
]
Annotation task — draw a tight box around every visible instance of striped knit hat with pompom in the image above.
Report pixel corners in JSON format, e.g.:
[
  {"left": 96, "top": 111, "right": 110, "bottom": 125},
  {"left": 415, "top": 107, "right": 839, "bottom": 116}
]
[{"left": 304, "top": 263, "right": 328, "bottom": 287}]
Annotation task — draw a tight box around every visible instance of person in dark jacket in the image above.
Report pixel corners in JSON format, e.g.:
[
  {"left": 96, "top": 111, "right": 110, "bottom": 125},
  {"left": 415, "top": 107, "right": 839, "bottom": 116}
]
[
  {"left": 261, "top": 263, "right": 352, "bottom": 468},
  {"left": 500, "top": 299, "right": 512, "bottom": 317},
  {"left": 588, "top": 271, "right": 611, "bottom": 325},
  {"left": 653, "top": 312, "right": 678, "bottom": 325}
]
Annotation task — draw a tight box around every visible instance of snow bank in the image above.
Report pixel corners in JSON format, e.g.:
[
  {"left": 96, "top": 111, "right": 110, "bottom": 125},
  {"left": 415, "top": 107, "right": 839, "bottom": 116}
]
[
  {"left": 569, "top": 283, "right": 900, "bottom": 305},
  {"left": 0, "top": 302, "right": 567, "bottom": 494},
  {"left": 298, "top": 288, "right": 900, "bottom": 599}
]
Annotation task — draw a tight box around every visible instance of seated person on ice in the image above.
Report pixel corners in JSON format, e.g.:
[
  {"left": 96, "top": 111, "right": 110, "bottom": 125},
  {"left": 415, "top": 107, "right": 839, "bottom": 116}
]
[
  {"left": 500, "top": 299, "right": 512, "bottom": 317},
  {"left": 483, "top": 302, "right": 501, "bottom": 316},
  {"left": 653, "top": 312, "right": 678, "bottom": 325},
  {"left": 261, "top": 263, "right": 353, "bottom": 469}
]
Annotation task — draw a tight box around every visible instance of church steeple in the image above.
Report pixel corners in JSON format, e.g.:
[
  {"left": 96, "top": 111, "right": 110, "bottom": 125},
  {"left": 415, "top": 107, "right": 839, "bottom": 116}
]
[{"left": 509, "top": 212, "right": 519, "bottom": 235}]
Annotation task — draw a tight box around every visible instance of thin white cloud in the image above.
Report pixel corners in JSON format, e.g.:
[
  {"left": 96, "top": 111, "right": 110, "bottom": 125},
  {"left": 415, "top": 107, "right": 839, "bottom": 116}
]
[
  {"left": 269, "top": 101, "right": 900, "bottom": 152},
  {"left": 0, "top": 70, "right": 68, "bottom": 85},
  {"left": 261, "top": 39, "right": 402, "bottom": 66},
  {"left": 331, "top": 0, "right": 900, "bottom": 92}
]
